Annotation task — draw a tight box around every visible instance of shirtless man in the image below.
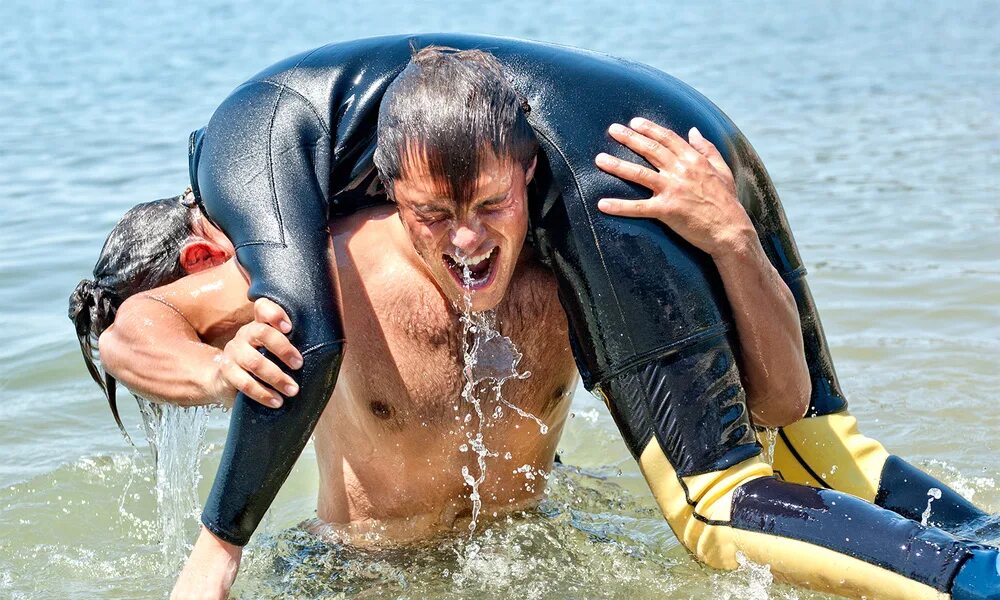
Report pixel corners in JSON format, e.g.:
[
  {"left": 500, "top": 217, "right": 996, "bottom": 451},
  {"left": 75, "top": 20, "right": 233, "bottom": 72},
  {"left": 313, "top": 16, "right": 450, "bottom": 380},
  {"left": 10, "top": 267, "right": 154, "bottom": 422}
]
[{"left": 99, "top": 48, "right": 809, "bottom": 598}]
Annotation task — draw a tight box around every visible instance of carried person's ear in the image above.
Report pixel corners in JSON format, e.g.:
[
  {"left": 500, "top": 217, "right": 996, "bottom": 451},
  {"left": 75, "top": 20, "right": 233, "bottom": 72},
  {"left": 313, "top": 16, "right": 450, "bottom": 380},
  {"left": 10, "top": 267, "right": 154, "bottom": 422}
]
[{"left": 180, "top": 240, "right": 230, "bottom": 274}]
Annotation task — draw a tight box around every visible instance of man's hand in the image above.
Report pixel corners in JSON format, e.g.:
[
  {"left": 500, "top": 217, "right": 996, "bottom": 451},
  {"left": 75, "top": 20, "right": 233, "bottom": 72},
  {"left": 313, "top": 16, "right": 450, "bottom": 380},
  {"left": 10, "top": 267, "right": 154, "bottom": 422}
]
[
  {"left": 213, "top": 298, "right": 303, "bottom": 409},
  {"left": 170, "top": 526, "right": 242, "bottom": 600},
  {"left": 595, "top": 117, "right": 810, "bottom": 427},
  {"left": 595, "top": 118, "right": 755, "bottom": 259}
]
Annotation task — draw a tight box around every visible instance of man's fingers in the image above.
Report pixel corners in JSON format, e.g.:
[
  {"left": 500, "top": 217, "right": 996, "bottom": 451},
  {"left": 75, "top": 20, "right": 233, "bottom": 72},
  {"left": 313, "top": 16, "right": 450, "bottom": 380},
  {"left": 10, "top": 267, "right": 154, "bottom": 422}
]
[
  {"left": 221, "top": 356, "right": 284, "bottom": 408},
  {"left": 629, "top": 118, "right": 700, "bottom": 163},
  {"left": 688, "top": 127, "right": 732, "bottom": 177},
  {"left": 244, "top": 322, "right": 303, "bottom": 370},
  {"left": 232, "top": 342, "right": 299, "bottom": 398},
  {"left": 606, "top": 122, "right": 676, "bottom": 170},
  {"left": 595, "top": 152, "right": 662, "bottom": 191},
  {"left": 253, "top": 298, "right": 292, "bottom": 334},
  {"left": 597, "top": 197, "right": 662, "bottom": 219}
]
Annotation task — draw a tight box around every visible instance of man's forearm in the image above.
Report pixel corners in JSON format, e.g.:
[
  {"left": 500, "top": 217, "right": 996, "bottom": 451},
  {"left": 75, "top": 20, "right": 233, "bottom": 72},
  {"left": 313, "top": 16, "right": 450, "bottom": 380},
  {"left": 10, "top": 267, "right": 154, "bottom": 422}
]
[
  {"left": 99, "top": 295, "right": 227, "bottom": 407},
  {"left": 713, "top": 234, "right": 811, "bottom": 427}
]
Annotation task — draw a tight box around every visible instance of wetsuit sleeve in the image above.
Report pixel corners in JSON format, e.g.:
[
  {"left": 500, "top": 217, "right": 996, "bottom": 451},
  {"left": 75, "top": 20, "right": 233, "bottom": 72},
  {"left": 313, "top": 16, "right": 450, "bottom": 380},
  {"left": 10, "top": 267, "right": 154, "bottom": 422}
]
[{"left": 191, "top": 79, "right": 345, "bottom": 546}]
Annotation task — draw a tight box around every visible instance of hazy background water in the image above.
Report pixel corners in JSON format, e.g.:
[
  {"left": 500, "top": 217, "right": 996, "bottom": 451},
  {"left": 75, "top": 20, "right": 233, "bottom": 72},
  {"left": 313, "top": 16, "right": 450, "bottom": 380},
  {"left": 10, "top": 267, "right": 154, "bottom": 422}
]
[{"left": 0, "top": 0, "right": 997, "bottom": 598}]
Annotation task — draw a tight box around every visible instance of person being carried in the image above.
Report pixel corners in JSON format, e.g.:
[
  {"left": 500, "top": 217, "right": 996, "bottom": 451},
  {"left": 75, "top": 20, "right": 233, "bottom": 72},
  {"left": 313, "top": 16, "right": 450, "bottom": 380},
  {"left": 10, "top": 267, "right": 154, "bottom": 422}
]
[{"left": 93, "top": 46, "right": 998, "bottom": 600}]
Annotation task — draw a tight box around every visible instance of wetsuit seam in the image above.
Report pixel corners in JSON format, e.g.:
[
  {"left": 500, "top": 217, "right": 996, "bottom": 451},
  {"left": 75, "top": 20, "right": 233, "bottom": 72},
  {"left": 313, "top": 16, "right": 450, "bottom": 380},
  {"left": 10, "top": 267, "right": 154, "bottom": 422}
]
[
  {"left": 299, "top": 340, "right": 345, "bottom": 357},
  {"left": 257, "top": 79, "right": 331, "bottom": 137},
  {"left": 254, "top": 47, "right": 325, "bottom": 248},
  {"left": 777, "top": 428, "right": 833, "bottom": 489},
  {"left": 201, "top": 519, "right": 246, "bottom": 547},
  {"left": 264, "top": 81, "right": 287, "bottom": 247},
  {"left": 530, "top": 127, "right": 637, "bottom": 359},
  {"left": 778, "top": 265, "right": 808, "bottom": 282},
  {"left": 136, "top": 294, "right": 195, "bottom": 330},
  {"left": 689, "top": 512, "right": 731, "bottom": 526},
  {"left": 234, "top": 240, "right": 287, "bottom": 250}
]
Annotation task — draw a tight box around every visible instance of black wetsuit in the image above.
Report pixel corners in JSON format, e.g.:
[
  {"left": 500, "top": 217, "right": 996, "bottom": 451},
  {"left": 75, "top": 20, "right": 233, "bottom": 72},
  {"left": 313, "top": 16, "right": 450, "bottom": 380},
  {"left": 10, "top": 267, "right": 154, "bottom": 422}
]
[{"left": 188, "top": 34, "right": 997, "bottom": 599}]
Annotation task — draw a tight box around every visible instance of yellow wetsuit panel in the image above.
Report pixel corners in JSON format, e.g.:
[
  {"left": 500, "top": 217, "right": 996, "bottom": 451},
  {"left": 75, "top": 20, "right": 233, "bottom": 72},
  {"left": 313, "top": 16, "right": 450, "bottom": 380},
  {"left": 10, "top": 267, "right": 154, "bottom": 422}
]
[
  {"left": 771, "top": 411, "right": 890, "bottom": 500},
  {"left": 638, "top": 438, "right": 948, "bottom": 600}
]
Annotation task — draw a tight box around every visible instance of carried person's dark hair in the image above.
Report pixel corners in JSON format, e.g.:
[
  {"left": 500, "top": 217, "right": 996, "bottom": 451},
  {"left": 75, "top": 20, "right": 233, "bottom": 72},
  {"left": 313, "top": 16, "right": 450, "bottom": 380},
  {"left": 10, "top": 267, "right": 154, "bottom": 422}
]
[
  {"left": 374, "top": 45, "right": 538, "bottom": 207},
  {"left": 68, "top": 193, "right": 195, "bottom": 436}
]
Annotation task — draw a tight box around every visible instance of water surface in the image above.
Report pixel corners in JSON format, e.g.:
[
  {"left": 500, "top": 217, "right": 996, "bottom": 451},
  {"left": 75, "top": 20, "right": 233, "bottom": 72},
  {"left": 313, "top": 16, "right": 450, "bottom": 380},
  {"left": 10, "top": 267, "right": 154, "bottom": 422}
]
[{"left": 0, "top": 1, "right": 997, "bottom": 598}]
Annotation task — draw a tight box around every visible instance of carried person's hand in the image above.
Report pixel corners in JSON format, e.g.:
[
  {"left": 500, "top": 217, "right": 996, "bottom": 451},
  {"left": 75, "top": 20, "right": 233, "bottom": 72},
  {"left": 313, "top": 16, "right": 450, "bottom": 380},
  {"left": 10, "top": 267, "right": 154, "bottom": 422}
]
[
  {"left": 595, "top": 118, "right": 755, "bottom": 258},
  {"left": 211, "top": 298, "right": 303, "bottom": 408}
]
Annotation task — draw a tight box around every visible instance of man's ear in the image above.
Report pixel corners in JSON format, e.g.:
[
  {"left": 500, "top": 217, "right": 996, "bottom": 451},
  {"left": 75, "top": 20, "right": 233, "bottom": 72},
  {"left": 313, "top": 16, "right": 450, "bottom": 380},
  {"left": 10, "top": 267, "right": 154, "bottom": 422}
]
[
  {"left": 525, "top": 155, "right": 538, "bottom": 184},
  {"left": 179, "top": 240, "right": 230, "bottom": 274}
]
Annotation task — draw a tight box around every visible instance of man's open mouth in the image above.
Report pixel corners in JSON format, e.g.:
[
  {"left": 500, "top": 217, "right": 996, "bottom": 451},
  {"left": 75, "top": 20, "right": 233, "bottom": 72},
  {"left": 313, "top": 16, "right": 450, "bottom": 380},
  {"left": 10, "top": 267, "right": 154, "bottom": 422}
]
[{"left": 443, "top": 247, "right": 499, "bottom": 290}]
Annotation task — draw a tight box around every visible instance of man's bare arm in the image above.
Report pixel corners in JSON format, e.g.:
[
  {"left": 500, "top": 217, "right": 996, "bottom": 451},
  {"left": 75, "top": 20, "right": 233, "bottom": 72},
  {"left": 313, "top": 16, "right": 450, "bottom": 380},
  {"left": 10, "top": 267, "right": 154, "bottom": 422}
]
[
  {"left": 98, "top": 259, "right": 254, "bottom": 407},
  {"left": 595, "top": 118, "right": 810, "bottom": 427},
  {"left": 710, "top": 232, "right": 810, "bottom": 426}
]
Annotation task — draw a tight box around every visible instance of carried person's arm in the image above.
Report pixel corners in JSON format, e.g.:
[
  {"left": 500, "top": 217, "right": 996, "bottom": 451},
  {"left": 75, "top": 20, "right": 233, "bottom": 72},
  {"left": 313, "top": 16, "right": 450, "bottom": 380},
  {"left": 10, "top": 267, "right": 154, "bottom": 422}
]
[
  {"left": 98, "top": 260, "right": 302, "bottom": 409},
  {"left": 595, "top": 118, "right": 810, "bottom": 427}
]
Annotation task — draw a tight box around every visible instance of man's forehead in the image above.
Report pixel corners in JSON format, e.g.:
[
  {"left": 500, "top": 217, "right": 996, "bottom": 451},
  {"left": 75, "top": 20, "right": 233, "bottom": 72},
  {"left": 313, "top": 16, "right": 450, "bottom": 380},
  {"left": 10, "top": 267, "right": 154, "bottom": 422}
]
[{"left": 396, "top": 155, "right": 514, "bottom": 205}]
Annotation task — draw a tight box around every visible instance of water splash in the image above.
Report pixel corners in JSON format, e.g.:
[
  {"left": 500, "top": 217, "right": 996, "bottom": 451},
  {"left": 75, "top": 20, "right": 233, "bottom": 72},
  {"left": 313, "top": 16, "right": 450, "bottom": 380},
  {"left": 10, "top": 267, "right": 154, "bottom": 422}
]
[
  {"left": 921, "top": 487, "right": 942, "bottom": 527},
  {"left": 760, "top": 427, "right": 778, "bottom": 466},
  {"left": 136, "top": 398, "right": 210, "bottom": 573},
  {"left": 453, "top": 260, "right": 546, "bottom": 533},
  {"left": 236, "top": 464, "right": 681, "bottom": 599}
]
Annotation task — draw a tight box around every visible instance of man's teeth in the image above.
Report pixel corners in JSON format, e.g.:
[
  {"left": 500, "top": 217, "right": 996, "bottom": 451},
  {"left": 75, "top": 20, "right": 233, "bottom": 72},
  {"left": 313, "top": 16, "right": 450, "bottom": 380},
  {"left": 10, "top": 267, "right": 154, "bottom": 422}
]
[{"left": 451, "top": 248, "right": 493, "bottom": 267}]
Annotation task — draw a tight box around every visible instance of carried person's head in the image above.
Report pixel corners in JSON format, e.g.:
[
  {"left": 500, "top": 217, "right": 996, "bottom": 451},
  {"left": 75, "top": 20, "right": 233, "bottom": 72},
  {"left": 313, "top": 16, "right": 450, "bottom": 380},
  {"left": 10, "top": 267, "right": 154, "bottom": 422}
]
[
  {"left": 68, "top": 192, "right": 234, "bottom": 432},
  {"left": 374, "top": 46, "right": 538, "bottom": 312}
]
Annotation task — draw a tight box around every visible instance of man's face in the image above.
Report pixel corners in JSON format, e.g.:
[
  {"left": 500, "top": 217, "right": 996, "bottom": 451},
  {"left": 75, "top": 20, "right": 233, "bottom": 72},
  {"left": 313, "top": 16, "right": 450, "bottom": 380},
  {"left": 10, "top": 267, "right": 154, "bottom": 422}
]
[{"left": 393, "top": 151, "right": 536, "bottom": 312}]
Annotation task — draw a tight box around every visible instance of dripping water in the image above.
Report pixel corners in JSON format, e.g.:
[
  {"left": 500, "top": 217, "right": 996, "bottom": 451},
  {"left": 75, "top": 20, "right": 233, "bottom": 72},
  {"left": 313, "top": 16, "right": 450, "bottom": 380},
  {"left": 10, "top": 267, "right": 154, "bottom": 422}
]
[
  {"left": 760, "top": 427, "right": 778, "bottom": 467},
  {"left": 136, "top": 397, "right": 210, "bottom": 572},
  {"left": 921, "top": 487, "right": 942, "bottom": 527},
  {"left": 453, "top": 260, "right": 546, "bottom": 533}
]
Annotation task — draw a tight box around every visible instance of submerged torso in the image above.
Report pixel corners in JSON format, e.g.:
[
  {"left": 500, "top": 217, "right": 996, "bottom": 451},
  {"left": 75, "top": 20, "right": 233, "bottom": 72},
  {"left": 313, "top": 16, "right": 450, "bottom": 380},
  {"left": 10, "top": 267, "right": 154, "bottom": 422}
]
[{"left": 312, "top": 205, "right": 577, "bottom": 542}]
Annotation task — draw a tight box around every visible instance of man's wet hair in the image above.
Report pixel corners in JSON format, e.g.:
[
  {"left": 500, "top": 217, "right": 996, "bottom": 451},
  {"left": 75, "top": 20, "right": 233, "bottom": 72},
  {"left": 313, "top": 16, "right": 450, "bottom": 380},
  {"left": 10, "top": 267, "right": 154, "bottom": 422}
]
[
  {"left": 68, "top": 194, "right": 194, "bottom": 436},
  {"left": 374, "top": 45, "right": 538, "bottom": 207}
]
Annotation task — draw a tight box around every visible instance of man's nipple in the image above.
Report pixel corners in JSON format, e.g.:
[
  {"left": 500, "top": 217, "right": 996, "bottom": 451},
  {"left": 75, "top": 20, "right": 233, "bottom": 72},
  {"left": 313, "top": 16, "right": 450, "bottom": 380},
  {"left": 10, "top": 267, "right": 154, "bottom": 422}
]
[{"left": 369, "top": 400, "right": 394, "bottom": 420}]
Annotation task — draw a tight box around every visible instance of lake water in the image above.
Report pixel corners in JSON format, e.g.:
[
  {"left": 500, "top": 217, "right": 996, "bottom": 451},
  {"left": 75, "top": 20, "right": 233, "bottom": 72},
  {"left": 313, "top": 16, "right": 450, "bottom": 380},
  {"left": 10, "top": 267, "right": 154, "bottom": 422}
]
[{"left": 0, "top": 1, "right": 997, "bottom": 598}]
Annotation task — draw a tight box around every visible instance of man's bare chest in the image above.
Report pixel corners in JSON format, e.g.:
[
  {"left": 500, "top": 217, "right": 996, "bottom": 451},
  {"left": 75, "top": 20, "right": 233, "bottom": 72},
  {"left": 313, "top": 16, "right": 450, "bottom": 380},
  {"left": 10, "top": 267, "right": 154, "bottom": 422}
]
[{"left": 332, "top": 256, "right": 576, "bottom": 431}]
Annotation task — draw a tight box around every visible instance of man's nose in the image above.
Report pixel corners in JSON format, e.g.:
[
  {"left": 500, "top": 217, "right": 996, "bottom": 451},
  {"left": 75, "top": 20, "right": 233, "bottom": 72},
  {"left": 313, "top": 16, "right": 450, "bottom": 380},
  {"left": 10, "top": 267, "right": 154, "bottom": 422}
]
[{"left": 450, "top": 218, "right": 485, "bottom": 254}]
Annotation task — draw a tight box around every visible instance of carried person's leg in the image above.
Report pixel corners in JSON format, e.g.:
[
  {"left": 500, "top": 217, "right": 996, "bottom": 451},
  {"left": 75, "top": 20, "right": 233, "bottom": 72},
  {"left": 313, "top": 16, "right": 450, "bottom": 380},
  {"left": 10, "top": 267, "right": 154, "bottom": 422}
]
[
  {"left": 754, "top": 220, "right": 994, "bottom": 536},
  {"left": 601, "top": 349, "right": 998, "bottom": 600},
  {"left": 528, "top": 100, "right": 998, "bottom": 597}
]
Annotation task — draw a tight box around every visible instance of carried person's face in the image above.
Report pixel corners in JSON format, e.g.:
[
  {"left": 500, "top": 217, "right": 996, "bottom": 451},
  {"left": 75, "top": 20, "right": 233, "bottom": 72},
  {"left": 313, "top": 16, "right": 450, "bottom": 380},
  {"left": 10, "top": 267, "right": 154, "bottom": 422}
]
[{"left": 393, "top": 152, "right": 536, "bottom": 312}]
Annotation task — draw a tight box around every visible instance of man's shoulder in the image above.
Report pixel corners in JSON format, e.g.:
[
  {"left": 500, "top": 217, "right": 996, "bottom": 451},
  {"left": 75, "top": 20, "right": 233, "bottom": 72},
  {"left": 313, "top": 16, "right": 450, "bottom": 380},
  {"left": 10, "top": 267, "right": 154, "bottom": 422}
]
[
  {"left": 500, "top": 252, "right": 564, "bottom": 332},
  {"left": 331, "top": 205, "right": 408, "bottom": 263}
]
